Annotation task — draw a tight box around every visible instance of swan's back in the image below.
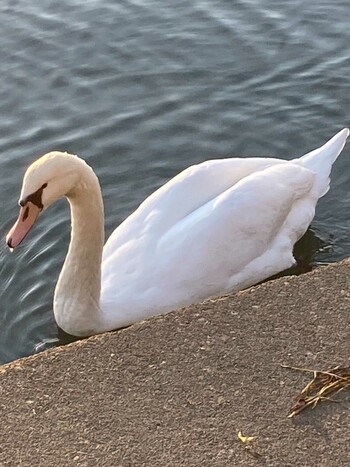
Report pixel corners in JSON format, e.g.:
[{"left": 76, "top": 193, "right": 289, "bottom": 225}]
[{"left": 103, "top": 157, "right": 283, "bottom": 256}]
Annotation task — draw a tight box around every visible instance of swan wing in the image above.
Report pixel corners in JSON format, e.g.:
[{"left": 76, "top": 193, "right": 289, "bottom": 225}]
[
  {"left": 152, "top": 161, "right": 315, "bottom": 296},
  {"left": 101, "top": 160, "right": 315, "bottom": 325},
  {"left": 102, "top": 157, "right": 284, "bottom": 258}
]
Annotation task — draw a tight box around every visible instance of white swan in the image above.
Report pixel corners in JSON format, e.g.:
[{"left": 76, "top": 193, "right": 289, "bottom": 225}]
[{"left": 6, "top": 129, "right": 349, "bottom": 336}]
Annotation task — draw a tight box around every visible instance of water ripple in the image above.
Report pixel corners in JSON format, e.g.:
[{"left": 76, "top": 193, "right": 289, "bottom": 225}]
[{"left": 0, "top": 0, "right": 350, "bottom": 362}]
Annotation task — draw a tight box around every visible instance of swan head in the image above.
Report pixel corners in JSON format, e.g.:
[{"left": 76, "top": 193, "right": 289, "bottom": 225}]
[{"left": 6, "top": 151, "right": 85, "bottom": 249}]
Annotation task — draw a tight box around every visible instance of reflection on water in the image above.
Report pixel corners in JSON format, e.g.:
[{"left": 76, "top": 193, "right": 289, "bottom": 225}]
[{"left": 1, "top": 0, "right": 350, "bottom": 363}]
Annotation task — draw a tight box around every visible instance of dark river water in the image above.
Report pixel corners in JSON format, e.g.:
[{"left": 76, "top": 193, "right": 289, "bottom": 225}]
[{"left": 0, "top": 0, "right": 350, "bottom": 364}]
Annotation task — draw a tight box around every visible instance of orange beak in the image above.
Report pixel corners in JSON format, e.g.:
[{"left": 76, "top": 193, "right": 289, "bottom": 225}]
[{"left": 6, "top": 201, "right": 42, "bottom": 249}]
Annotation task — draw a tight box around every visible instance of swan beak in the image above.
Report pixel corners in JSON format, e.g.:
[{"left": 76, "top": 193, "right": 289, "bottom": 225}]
[{"left": 6, "top": 202, "right": 41, "bottom": 250}]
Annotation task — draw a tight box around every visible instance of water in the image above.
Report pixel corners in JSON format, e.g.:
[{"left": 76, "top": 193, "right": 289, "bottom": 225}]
[{"left": 0, "top": 0, "right": 350, "bottom": 364}]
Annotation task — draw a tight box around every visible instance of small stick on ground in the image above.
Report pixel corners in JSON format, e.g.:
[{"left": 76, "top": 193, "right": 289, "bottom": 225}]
[{"left": 281, "top": 364, "right": 350, "bottom": 417}]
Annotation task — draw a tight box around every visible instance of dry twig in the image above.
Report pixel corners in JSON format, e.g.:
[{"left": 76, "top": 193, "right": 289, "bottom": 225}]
[{"left": 282, "top": 364, "right": 350, "bottom": 417}]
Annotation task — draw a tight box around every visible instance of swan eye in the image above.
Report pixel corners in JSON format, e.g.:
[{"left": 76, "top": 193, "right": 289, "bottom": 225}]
[{"left": 19, "top": 183, "right": 48, "bottom": 209}]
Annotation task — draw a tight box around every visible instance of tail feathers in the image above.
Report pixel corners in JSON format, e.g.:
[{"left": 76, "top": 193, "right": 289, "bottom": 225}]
[
  {"left": 296, "top": 128, "right": 349, "bottom": 198},
  {"left": 299, "top": 128, "right": 349, "bottom": 168}
]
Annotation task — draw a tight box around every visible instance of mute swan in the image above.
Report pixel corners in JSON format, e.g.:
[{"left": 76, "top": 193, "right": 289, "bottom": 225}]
[{"left": 6, "top": 129, "right": 349, "bottom": 336}]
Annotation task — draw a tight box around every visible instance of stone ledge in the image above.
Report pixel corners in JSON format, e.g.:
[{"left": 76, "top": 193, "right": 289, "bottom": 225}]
[{"left": 1, "top": 259, "right": 350, "bottom": 466}]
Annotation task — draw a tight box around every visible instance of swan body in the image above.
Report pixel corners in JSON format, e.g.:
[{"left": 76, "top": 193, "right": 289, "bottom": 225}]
[{"left": 7, "top": 128, "right": 349, "bottom": 336}]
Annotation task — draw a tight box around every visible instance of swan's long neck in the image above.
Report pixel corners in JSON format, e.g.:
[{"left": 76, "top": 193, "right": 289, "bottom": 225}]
[{"left": 54, "top": 163, "right": 105, "bottom": 336}]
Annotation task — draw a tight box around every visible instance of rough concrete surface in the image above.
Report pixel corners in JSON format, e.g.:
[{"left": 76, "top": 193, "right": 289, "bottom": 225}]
[{"left": 1, "top": 260, "right": 350, "bottom": 466}]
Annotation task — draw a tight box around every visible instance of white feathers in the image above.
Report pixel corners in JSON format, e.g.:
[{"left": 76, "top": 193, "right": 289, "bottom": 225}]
[{"left": 99, "top": 129, "right": 349, "bottom": 328}]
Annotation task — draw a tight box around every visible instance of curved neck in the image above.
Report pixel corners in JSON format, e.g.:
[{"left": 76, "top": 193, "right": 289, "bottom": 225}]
[{"left": 53, "top": 164, "right": 105, "bottom": 336}]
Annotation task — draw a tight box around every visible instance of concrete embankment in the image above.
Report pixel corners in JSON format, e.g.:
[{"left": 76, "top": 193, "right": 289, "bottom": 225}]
[{"left": 1, "top": 260, "right": 350, "bottom": 466}]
